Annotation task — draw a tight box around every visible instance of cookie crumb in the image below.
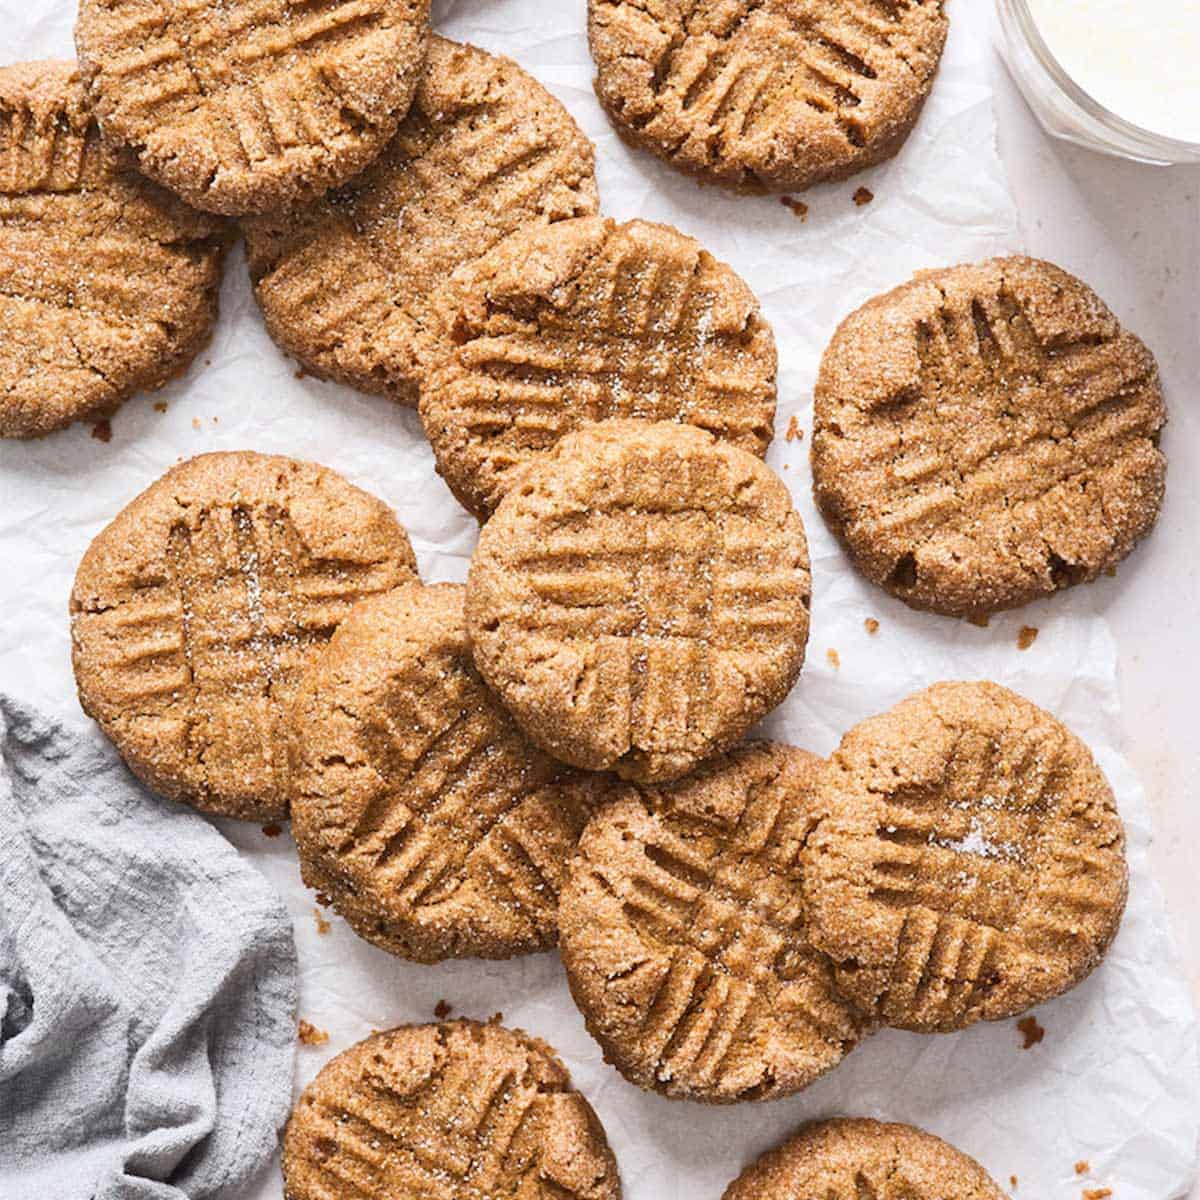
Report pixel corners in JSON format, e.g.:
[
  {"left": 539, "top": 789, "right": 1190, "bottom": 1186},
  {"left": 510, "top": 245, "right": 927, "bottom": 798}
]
[
  {"left": 191, "top": 417, "right": 202, "bottom": 430},
  {"left": 1075, "top": 1163, "right": 1090, "bottom": 1175},
  {"left": 315, "top": 891, "right": 333, "bottom": 907},
  {"left": 780, "top": 196, "right": 808, "bottom": 220},
  {"left": 864, "top": 617, "right": 880, "bottom": 635},
  {"left": 826, "top": 648, "right": 840, "bottom": 669},
  {"left": 434, "top": 999, "right": 453, "bottom": 1019},
  {"left": 90, "top": 419, "right": 112, "bottom": 443},
  {"left": 153, "top": 401, "right": 168, "bottom": 414},
  {"left": 295, "top": 366, "right": 309, "bottom": 381},
  {"left": 785, "top": 414, "right": 803, "bottom": 442},
  {"left": 1017, "top": 625, "right": 1039, "bottom": 650},
  {"left": 1082, "top": 1190, "right": 1112, "bottom": 1200},
  {"left": 967, "top": 612, "right": 991, "bottom": 628},
  {"left": 853, "top": 186, "right": 874, "bottom": 206},
  {"left": 1010, "top": 1177, "right": 1018, "bottom": 1189},
  {"left": 298, "top": 1019, "right": 329, "bottom": 1046},
  {"left": 261, "top": 823, "right": 282, "bottom": 838},
  {"left": 212, "top": 415, "right": 219, "bottom": 424},
  {"left": 1017, "top": 1014, "right": 1045, "bottom": 1049},
  {"left": 314, "top": 908, "right": 331, "bottom": 936}
]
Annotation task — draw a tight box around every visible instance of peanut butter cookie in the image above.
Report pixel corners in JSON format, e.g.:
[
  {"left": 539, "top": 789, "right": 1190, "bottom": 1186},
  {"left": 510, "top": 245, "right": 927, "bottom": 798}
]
[
  {"left": 291, "top": 582, "right": 603, "bottom": 963},
  {"left": 243, "top": 36, "right": 598, "bottom": 407},
  {"left": 812, "top": 257, "right": 1166, "bottom": 618},
  {"left": 283, "top": 1021, "right": 621, "bottom": 1200},
  {"left": 0, "top": 60, "right": 229, "bottom": 439},
  {"left": 466, "top": 419, "right": 811, "bottom": 783},
  {"left": 71, "top": 452, "right": 417, "bottom": 821},
  {"left": 559, "top": 742, "right": 868, "bottom": 1103},
  {"left": 802, "top": 681, "right": 1128, "bottom": 1033},
  {"left": 75, "top": 0, "right": 430, "bottom": 215},
  {"left": 420, "top": 216, "right": 777, "bottom": 520},
  {"left": 723, "top": 1118, "right": 1004, "bottom": 1200},
  {"left": 588, "top": 0, "right": 948, "bottom": 192}
]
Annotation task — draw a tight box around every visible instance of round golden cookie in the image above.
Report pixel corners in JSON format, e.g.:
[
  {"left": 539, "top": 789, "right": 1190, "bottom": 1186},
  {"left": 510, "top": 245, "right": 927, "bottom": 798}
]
[
  {"left": 291, "top": 582, "right": 604, "bottom": 963},
  {"left": 559, "top": 742, "right": 868, "bottom": 1103},
  {"left": 722, "top": 1118, "right": 1005, "bottom": 1200},
  {"left": 801, "top": 681, "right": 1128, "bottom": 1034},
  {"left": 420, "top": 216, "right": 777, "bottom": 520},
  {"left": 0, "top": 60, "right": 230, "bottom": 439},
  {"left": 283, "top": 1021, "right": 621, "bottom": 1200},
  {"left": 70, "top": 452, "right": 418, "bottom": 822},
  {"left": 75, "top": 0, "right": 430, "bottom": 215},
  {"left": 466, "top": 419, "right": 811, "bottom": 783},
  {"left": 588, "top": 0, "right": 949, "bottom": 192},
  {"left": 812, "top": 256, "right": 1167, "bottom": 618},
  {"left": 243, "top": 36, "right": 599, "bottom": 407}
]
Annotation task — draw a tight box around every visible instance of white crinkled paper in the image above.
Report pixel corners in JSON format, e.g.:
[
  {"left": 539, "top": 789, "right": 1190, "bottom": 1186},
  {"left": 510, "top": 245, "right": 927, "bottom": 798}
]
[{"left": 1, "top": 2, "right": 1197, "bottom": 1198}]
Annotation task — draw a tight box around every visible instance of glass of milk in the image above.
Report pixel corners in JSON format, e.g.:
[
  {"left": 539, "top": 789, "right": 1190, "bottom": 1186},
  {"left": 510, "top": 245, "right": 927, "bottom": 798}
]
[{"left": 997, "top": 0, "right": 1200, "bottom": 164}]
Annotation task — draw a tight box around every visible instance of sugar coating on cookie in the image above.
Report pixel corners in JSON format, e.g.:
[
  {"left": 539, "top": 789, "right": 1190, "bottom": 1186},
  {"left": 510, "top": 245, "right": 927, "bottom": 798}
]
[
  {"left": 244, "top": 36, "right": 598, "bottom": 407},
  {"left": 75, "top": 0, "right": 430, "bottom": 215},
  {"left": 466, "top": 419, "right": 811, "bottom": 783},
  {"left": 722, "top": 1118, "right": 1005, "bottom": 1200},
  {"left": 283, "top": 1021, "right": 621, "bottom": 1200},
  {"left": 588, "top": 0, "right": 948, "bottom": 192},
  {"left": 420, "top": 216, "right": 777, "bottom": 519},
  {"left": 291, "top": 583, "right": 603, "bottom": 963},
  {"left": 559, "top": 742, "right": 868, "bottom": 1103},
  {"left": 802, "top": 681, "right": 1128, "bottom": 1033},
  {"left": 812, "top": 256, "right": 1166, "bottom": 618},
  {"left": 0, "top": 60, "right": 229, "bottom": 439},
  {"left": 71, "top": 452, "right": 418, "bottom": 822}
]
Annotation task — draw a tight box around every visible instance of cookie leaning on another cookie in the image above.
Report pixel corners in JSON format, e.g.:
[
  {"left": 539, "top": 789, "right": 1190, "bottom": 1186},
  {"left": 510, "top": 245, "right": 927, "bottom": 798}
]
[
  {"left": 283, "top": 1021, "right": 622, "bottom": 1200},
  {"left": 75, "top": 0, "right": 430, "bottom": 215},
  {"left": 466, "top": 419, "right": 812, "bottom": 784},
  {"left": 71, "top": 452, "right": 418, "bottom": 822},
  {"left": 244, "top": 36, "right": 599, "bottom": 407},
  {"left": 812, "top": 256, "right": 1167, "bottom": 618},
  {"left": 0, "top": 60, "right": 230, "bottom": 439},
  {"left": 802, "top": 681, "right": 1128, "bottom": 1033},
  {"left": 588, "top": 0, "right": 949, "bottom": 192},
  {"left": 290, "top": 582, "right": 604, "bottom": 963},
  {"left": 722, "top": 1118, "right": 1005, "bottom": 1200},
  {"left": 420, "top": 216, "right": 777, "bottom": 520},
  {"left": 559, "top": 742, "right": 869, "bottom": 1104}
]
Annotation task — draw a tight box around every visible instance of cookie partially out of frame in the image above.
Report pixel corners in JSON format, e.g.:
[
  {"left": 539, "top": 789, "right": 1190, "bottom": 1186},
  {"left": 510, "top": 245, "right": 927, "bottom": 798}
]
[
  {"left": 75, "top": 0, "right": 430, "bottom": 215},
  {"left": 559, "top": 742, "right": 869, "bottom": 1104},
  {"left": 71, "top": 452, "right": 418, "bottom": 822},
  {"left": 0, "top": 60, "right": 230, "bottom": 439},
  {"left": 722, "top": 1118, "right": 1005, "bottom": 1200},
  {"left": 244, "top": 36, "right": 598, "bottom": 406},
  {"left": 812, "top": 256, "right": 1166, "bottom": 618},
  {"left": 283, "top": 1021, "right": 621, "bottom": 1200},
  {"left": 291, "top": 583, "right": 603, "bottom": 963},
  {"left": 588, "top": 0, "right": 948, "bottom": 192},
  {"left": 420, "top": 215, "right": 777, "bottom": 520},
  {"left": 802, "top": 681, "right": 1128, "bottom": 1033},
  {"left": 466, "top": 419, "right": 811, "bottom": 784}
]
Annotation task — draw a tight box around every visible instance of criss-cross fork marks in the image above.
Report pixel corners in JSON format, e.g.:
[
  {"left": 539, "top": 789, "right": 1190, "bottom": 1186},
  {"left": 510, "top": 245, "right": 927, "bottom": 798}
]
[{"left": 0, "top": 96, "right": 89, "bottom": 194}]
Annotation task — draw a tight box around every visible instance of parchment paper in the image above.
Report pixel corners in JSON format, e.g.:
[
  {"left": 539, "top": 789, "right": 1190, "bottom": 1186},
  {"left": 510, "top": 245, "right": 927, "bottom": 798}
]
[{"left": 1, "top": 3, "right": 1197, "bottom": 1199}]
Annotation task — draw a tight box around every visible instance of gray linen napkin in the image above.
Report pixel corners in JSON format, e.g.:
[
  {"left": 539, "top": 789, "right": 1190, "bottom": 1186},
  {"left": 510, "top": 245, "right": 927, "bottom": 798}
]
[{"left": 0, "top": 697, "right": 297, "bottom": 1200}]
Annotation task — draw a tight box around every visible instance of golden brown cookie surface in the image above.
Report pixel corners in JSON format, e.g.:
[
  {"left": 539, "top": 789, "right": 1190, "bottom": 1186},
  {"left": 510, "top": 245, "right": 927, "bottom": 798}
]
[
  {"left": 283, "top": 1021, "right": 621, "bottom": 1200},
  {"left": 802, "top": 681, "right": 1128, "bottom": 1033},
  {"left": 0, "top": 60, "right": 229, "bottom": 439},
  {"left": 71, "top": 452, "right": 418, "bottom": 821},
  {"left": 559, "top": 742, "right": 868, "bottom": 1103},
  {"left": 420, "top": 216, "right": 777, "bottom": 519},
  {"left": 75, "top": 0, "right": 430, "bottom": 215},
  {"left": 466, "top": 419, "right": 811, "bottom": 783},
  {"left": 812, "top": 256, "right": 1166, "bottom": 618},
  {"left": 291, "top": 582, "right": 602, "bottom": 962},
  {"left": 243, "top": 36, "right": 598, "bottom": 406},
  {"left": 588, "top": 0, "right": 948, "bottom": 192},
  {"left": 722, "top": 1118, "right": 1005, "bottom": 1200}
]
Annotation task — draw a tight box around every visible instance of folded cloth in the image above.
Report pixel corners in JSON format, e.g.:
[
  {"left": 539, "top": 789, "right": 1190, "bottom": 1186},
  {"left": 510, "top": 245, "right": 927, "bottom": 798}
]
[{"left": 0, "top": 697, "right": 297, "bottom": 1200}]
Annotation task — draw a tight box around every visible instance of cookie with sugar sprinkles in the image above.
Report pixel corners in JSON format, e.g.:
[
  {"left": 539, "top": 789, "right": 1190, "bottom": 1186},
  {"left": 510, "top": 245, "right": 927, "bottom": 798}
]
[
  {"left": 466, "top": 419, "right": 812, "bottom": 784},
  {"left": 0, "top": 59, "right": 230, "bottom": 439},
  {"left": 290, "top": 582, "right": 604, "bottom": 963},
  {"left": 801, "top": 681, "right": 1128, "bottom": 1033},
  {"left": 282, "top": 1021, "right": 622, "bottom": 1200},
  {"left": 558, "top": 742, "right": 869, "bottom": 1103},
  {"left": 75, "top": 0, "right": 430, "bottom": 215},
  {"left": 722, "top": 1118, "right": 1006, "bottom": 1200},
  {"left": 243, "top": 36, "right": 598, "bottom": 407},
  {"left": 70, "top": 451, "right": 418, "bottom": 821},
  {"left": 420, "top": 215, "right": 777, "bottom": 520}
]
